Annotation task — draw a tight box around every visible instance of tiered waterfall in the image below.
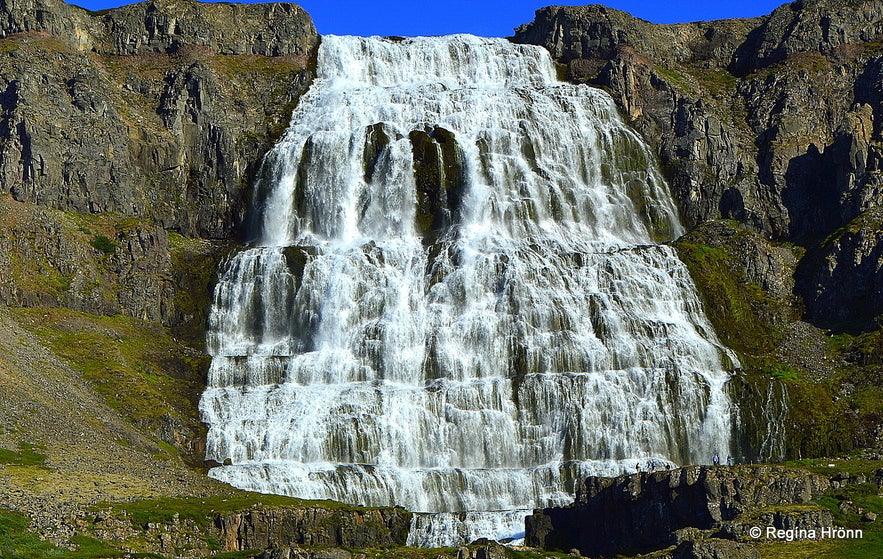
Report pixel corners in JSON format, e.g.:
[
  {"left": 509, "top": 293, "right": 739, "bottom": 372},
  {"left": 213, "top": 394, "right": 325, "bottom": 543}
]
[{"left": 200, "top": 35, "right": 738, "bottom": 546}]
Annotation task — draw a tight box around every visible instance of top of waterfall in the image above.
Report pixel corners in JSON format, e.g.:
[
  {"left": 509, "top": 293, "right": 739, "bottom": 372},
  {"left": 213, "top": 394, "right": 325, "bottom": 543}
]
[{"left": 318, "top": 34, "right": 558, "bottom": 88}]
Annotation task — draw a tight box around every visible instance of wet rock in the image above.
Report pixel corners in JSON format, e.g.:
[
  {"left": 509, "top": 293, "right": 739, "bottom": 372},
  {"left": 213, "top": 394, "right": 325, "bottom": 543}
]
[{"left": 409, "top": 126, "right": 464, "bottom": 242}]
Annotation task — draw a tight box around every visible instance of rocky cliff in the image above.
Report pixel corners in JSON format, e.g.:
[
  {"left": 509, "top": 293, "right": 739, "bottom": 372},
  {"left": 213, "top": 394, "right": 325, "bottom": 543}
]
[
  {"left": 1, "top": 0, "right": 316, "bottom": 241},
  {"left": 0, "top": 0, "right": 318, "bottom": 333},
  {"left": 527, "top": 464, "right": 881, "bottom": 557}
]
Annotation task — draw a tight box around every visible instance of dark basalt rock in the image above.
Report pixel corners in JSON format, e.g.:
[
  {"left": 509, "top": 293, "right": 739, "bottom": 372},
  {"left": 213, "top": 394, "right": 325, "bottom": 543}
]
[
  {"left": 409, "top": 126, "right": 464, "bottom": 242},
  {"left": 526, "top": 465, "right": 832, "bottom": 557},
  {"left": 797, "top": 207, "right": 883, "bottom": 330}
]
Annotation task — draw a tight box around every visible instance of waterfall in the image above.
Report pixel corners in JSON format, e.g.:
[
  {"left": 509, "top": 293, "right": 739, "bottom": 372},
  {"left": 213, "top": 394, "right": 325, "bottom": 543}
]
[{"left": 199, "top": 34, "right": 738, "bottom": 546}]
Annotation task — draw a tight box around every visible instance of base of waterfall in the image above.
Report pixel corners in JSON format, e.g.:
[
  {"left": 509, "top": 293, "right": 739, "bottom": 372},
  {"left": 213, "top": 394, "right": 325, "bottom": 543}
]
[
  {"left": 207, "top": 456, "right": 677, "bottom": 546},
  {"left": 407, "top": 511, "right": 529, "bottom": 547}
]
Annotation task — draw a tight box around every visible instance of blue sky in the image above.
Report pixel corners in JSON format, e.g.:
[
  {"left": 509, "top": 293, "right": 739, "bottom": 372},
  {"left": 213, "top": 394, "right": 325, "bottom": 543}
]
[{"left": 73, "top": 0, "right": 788, "bottom": 37}]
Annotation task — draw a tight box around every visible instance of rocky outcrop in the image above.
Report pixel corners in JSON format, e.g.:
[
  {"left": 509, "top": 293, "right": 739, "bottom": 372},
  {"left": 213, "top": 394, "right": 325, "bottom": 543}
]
[
  {"left": 95, "top": 0, "right": 315, "bottom": 56},
  {"left": 674, "top": 220, "right": 800, "bottom": 354},
  {"left": 526, "top": 465, "right": 833, "bottom": 556},
  {"left": 0, "top": 0, "right": 317, "bottom": 241},
  {"left": 1, "top": 0, "right": 316, "bottom": 56},
  {"left": 0, "top": 195, "right": 174, "bottom": 322},
  {"left": 88, "top": 504, "right": 411, "bottom": 556},
  {"left": 798, "top": 207, "right": 883, "bottom": 329},
  {"left": 513, "top": 0, "right": 883, "bottom": 243},
  {"left": 0, "top": 0, "right": 317, "bottom": 467},
  {"left": 216, "top": 506, "right": 412, "bottom": 549},
  {"left": 512, "top": 6, "right": 762, "bottom": 231},
  {"left": 731, "top": 0, "right": 883, "bottom": 74},
  {"left": 0, "top": 0, "right": 97, "bottom": 47}
]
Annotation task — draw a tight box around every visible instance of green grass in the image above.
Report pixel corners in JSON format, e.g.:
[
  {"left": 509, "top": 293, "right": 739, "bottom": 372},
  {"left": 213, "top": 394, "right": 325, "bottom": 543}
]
[
  {"left": 0, "top": 442, "right": 48, "bottom": 467},
  {"left": 654, "top": 65, "right": 694, "bottom": 93},
  {"left": 675, "top": 236, "right": 782, "bottom": 355},
  {"left": 89, "top": 234, "right": 117, "bottom": 255},
  {"left": 783, "top": 457, "right": 882, "bottom": 478},
  {"left": 758, "top": 363, "right": 803, "bottom": 381},
  {"left": 98, "top": 493, "right": 387, "bottom": 529}
]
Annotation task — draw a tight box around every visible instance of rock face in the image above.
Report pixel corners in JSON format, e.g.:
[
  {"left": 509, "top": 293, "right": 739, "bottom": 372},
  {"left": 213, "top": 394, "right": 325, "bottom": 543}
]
[
  {"left": 88, "top": 504, "right": 411, "bottom": 556},
  {"left": 0, "top": 196, "right": 174, "bottom": 322},
  {"left": 798, "top": 207, "right": 883, "bottom": 329},
  {"left": 0, "top": 0, "right": 317, "bottom": 240},
  {"left": 216, "top": 506, "right": 412, "bottom": 549},
  {"left": 526, "top": 465, "right": 833, "bottom": 557},
  {"left": 512, "top": 0, "right": 883, "bottom": 328}
]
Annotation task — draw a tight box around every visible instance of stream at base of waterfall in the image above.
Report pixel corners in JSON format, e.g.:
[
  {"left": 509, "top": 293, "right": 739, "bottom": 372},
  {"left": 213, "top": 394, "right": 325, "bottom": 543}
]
[{"left": 199, "top": 34, "right": 738, "bottom": 546}]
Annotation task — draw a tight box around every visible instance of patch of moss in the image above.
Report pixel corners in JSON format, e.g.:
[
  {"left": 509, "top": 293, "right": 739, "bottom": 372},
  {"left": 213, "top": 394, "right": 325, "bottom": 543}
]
[
  {"left": 759, "top": 363, "right": 803, "bottom": 381},
  {"left": 783, "top": 379, "right": 859, "bottom": 458},
  {"left": 168, "top": 234, "right": 231, "bottom": 347},
  {"left": 89, "top": 234, "right": 117, "bottom": 255},
  {"left": 0, "top": 442, "right": 48, "bottom": 467},
  {"left": 654, "top": 65, "right": 694, "bottom": 93},
  {"left": 674, "top": 239, "right": 779, "bottom": 355}
]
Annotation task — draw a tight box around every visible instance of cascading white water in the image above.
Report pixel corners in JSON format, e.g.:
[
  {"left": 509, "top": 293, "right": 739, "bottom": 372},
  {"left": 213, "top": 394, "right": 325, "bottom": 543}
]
[{"left": 199, "top": 34, "right": 738, "bottom": 546}]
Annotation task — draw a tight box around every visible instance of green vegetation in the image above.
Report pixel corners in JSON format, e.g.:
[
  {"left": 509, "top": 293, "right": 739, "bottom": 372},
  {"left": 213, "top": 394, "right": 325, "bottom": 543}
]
[
  {"left": 759, "top": 363, "right": 803, "bottom": 381},
  {"left": 654, "top": 65, "right": 694, "bottom": 93},
  {"left": 0, "top": 442, "right": 48, "bottom": 467},
  {"left": 98, "top": 493, "right": 384, "bottom": 529},
  {"left": 0, "top": 510, "right": 128, "bottom": 559},
  {"left": 674, "top": 237, "right": 784, "bottom": 356},
  {"left": 168, "top": 233, "right": 231, "bottom": 346},
  {"left": 89, "top": 234, "right": 117, "bottom": 255}
]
